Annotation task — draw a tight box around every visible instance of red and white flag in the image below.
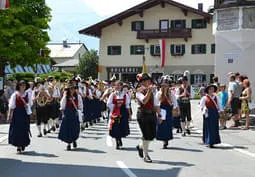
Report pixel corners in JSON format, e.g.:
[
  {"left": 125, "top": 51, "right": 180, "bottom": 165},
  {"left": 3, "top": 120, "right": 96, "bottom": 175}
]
[
  {"left": 0, "top": 0, "right": 10, "bottom": 9},
  {"left": 159, "top": 39, "right": 166, "bottom": 68}
]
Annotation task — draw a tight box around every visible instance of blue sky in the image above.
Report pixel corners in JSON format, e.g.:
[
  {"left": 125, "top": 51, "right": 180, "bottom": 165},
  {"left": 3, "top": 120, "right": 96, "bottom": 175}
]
[{"left": 46, "top": 0, "right": 213, "bottom": 50}]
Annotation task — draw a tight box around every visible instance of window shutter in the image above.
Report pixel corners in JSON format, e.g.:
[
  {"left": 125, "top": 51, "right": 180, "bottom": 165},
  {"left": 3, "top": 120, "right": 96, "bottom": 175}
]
[
  {"left": 170, "top": 45, "right": 175, "bottom": 56},
  {"left": 182, "top": 20, "right": 186, "bottom": 28},
  {"left": 202, "top": 74, "right": 206, "bottom": 82},
  {"left": 107, "top": 46, "right": 111, "bottom": 55},
  {"left": 182, "top": 45, "right": 185, "bottom": 55},
  {"left": 191, "top": 45, "right": 195, "bottom": 54},
  {"left": 150, "top": 45, "right": 155, "bottom": 56},
  {"left": 191, "top": 20, "right": 196, "bottom": 28},
  {"left": 170, "top": 20, "right": 174, "bottom": 31},
  {"left": 211, "top": 44, "right": 215, "bottom": 53},
  {"left": 131, "top": 22, "right": 136, "bottom": 31},
  {"left": 202, "top": 44, "right": 206, "bottom": 54},
  {"left": 203, "top": 20, "right": 207, "bottom": 28},
  {"left": 190, "top": 75, "right": 195, "bottom": 85},
  {"left": 210, "top": 74, "right": 214, "bottom": 84},
  {"left": 141, "top": 21, "right": 144, "bottom": 30},
  {"left": 130, "top": 46, "right": 135, "bottom": 55}
]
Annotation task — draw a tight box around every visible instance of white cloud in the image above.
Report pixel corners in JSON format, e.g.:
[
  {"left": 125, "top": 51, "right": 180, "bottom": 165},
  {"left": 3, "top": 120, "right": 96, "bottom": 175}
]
[{"left": 82, "top": 0, "right": 214, "bottom": 17}]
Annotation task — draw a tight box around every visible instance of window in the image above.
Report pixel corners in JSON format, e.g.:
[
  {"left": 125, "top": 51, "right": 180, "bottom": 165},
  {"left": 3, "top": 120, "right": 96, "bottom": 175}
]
[
  {"left": 107, "top": 46, "right": 121, "bottom": 55},
  {"left": 170, "top": 45, "right": 185, "bottom": 56},
  {"left": 192, "top": 19, "right": 207, "bottom": 28},
  {"left": 190, "top": 74, "right": 206, "bottom": 85},
  {"left": 159, "top": 20, "right": 169, "bottom": 32},
  {"left": 150, "top": 45, "right": 161, "bottom": 56},
  {"left": 191, "top": 44, "right": 206, "bottom": 54},
  {"left": 211, "top": 44, "right": 215, "bottom": 54},
  {"left": 131, "top": 21, "right": 144, "bottom": 31},
  {"left": 130, "top": 45, "right": 145, "bottom": 55},
  {"left": 171, "top": 20, "right": 186, "bottom": 30}
]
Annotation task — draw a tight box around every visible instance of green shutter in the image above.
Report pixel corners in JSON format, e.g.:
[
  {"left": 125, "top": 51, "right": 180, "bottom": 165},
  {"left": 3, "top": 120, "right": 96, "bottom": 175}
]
[
  {"left": 182, "top": 20, "right": 186, "bottom": 28},
  {"left": 150, "top": 45, "right": 154, "bottom": 56},
  {"left": 182, "top": 45, "right": 185, "bottom": 55},
  {"left": 203, "top": 20, "right": 207, "bottom": 28},
  {"left": 170, "top": 45, "right": 175, "bottom": 56},
  {"left": 211, "top": 44, "right": 215, "bottom": 53},
  {"left": 190, "top": 75, "right": 195, "bottom": 85},
  {"left": 202, "top": 44, "right": 206, "bottom": 54},
  {"left": 141, "top": 21, "right": 144, "bottom": 30},
  {"left": 170, "top": 20, "right": 174, "bottom": 31},
  {"left": 210, "top": 74, "right": 214, "bottom": 84},
  {"left": 191, "top": 20, "right": 196, "bottom": 28},
  {"left": 131, "top": 22, "right": 136, "bottom": 31},
  {"left": 130, "top": 45, "right": 135, "bottom": 55},
  {"left": 202, "top": 74, "right": 206, "bottom": 82},
  {"left": 107, "top": 46, "right": 111, "bottom": 55},
  {"left": 191, "top": 45, "right": 195, "bottom": 54}
]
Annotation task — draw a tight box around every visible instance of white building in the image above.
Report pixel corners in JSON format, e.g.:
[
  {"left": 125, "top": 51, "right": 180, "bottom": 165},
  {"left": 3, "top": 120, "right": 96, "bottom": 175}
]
[
  {"left": 47, "top": 41, "right": 88, "bottom": 72},
  {"left": 79, "top": 0, "right": 215, "bottom": 84},
  {"left": 214, "top": 0, "right": 255, "bottom": 93}
]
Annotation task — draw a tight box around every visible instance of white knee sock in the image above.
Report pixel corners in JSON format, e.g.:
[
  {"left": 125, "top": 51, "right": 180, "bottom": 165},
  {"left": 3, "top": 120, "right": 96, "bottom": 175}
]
[{"left": 181, "top": 122, "right": 186, "bottom": 131}]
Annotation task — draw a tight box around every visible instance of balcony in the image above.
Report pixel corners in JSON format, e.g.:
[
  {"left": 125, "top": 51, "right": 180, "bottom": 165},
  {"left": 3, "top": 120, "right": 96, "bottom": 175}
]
[{"left": 137, "top": 28, "right": 192, "bottom": 41}]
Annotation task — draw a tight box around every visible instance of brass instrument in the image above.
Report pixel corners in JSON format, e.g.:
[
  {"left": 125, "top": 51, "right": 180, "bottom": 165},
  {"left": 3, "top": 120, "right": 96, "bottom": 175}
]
[{"left": 36, "top": 86, "right": 48, "bottom": 107}]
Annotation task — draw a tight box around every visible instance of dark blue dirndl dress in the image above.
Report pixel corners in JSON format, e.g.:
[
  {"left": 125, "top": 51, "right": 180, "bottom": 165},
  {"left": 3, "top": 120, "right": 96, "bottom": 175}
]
[
  {"left": 203, "top": 97, "right": 221, "bottom": 145},
  {"left": 109, "top": 95, "right": 130, "bottom": 138},
  {"left": 8, "top": 94, "right": 31, "bottom": 148},
  {"left": 156, "top": 103, "right": 173, "bottom": 141},
  {"left": 58, "top": 100, "right": 80, "bottom": 144},
  {"left": 83, "top": 97, "right": 93, "bottom": 122}
]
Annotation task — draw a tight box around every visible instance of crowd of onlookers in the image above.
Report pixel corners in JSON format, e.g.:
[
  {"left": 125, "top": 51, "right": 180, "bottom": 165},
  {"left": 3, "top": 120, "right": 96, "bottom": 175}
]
[{"left": 199, "top": 72, "right": 252, "bottom": 130}]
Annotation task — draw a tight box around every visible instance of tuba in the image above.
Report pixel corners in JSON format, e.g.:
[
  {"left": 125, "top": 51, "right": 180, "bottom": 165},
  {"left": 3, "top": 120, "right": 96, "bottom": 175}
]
[{"left": 36, "top": 86, "right": 48, "bottom": 107}]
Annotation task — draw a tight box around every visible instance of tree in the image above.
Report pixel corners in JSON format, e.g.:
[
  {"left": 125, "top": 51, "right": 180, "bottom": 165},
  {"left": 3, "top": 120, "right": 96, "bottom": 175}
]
[
  {"left": 0, "top": 0, "right": 51, "bottom": 68},
  {"left": 76, "top": 50, "right": 99, "bottom": 79}
]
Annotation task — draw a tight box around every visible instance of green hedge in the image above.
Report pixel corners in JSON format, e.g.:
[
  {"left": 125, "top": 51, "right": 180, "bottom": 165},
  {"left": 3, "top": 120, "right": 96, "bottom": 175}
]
[{"left": 7, "top": 72, "right": 73, "bottom": 82}]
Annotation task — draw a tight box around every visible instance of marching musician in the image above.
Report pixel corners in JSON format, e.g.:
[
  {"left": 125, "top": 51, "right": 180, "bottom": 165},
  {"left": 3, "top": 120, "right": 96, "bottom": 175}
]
[
  {"left": 176, "top": 76, "right": 192, "bottom": 137},
  {"left": 135, "top": 73, "right": 162, "bottom": 163},
  {"left": 155, "top": 76, "right": 178, "bottom": 149},
  {"left": 58, "top": 82, "right": 83, "bottom": 151},
  {"left": 32, "top": 78, "right": 50, "bottom": 137},
  {"left": 107, "top": 81, "right": 131, "bottom": 150}
]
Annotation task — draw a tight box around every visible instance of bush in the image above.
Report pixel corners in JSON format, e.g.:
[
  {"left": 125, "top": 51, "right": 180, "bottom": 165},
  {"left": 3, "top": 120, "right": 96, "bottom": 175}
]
[{"left": 8, "top": 72, "right": 35, "bottom": 81}]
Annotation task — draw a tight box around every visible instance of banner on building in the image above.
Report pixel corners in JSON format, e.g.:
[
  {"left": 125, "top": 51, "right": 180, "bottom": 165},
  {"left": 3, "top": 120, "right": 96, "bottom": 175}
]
[
  {"left": 159, "top": 39, "right": 166, "bottom": 68},
  {"left": 0, "top": 0, "right": 10, "bottom": 9}
]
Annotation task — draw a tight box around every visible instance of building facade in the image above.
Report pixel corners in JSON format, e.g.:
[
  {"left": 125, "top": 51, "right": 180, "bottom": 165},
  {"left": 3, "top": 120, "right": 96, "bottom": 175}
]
[
  {"left": 80, "top": 0, "right": 215, "bottom": 84},
  {"left": 213, "top": 0, "right": 255, "bottom": 93}
]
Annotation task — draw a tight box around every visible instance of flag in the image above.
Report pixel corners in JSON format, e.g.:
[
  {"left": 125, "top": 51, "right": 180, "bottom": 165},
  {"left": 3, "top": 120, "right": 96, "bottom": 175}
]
[
  {"left": 159, "top": 39, "right": 166, "bottom": 68},
  {"left": 142, "top": 55, "right": 146, "bottom": 73},
  {"left": 0, "top": 0, "right": 10, "bottom": 9}
]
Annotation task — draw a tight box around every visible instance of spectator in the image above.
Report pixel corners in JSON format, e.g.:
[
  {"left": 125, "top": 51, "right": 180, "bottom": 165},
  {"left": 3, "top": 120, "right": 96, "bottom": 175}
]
[
  {"left": 199, "top": 84, "right": 206, "bottom": 98},
  {"left": 6, "top": 80, "right": 17, "bottom": 101},
  {"left": 227, "top": 74, "right": 240, "bottom": 127},
  {"left": 218, "top": 84, "right": 228, "bottom": 130},
  {"left": 239, "top": 79, "right": 252, "bottom": 130},
  {"left": 213, "top": 76, "right": 220, "bottom": 93}
]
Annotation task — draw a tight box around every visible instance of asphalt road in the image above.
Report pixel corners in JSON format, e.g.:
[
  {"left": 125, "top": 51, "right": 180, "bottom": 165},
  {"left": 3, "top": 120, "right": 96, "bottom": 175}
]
[{"left": 0, "top": 100, "right": 255, "bottom": 177}]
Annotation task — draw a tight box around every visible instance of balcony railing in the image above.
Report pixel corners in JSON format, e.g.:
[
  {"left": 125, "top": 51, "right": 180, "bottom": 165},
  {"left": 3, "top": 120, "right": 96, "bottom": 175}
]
[{"left": 137, "top": 28, "right": 192, "bottom": 40}]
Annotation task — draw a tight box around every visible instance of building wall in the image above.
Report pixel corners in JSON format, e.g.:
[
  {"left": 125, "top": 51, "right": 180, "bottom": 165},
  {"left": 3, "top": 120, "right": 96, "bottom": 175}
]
[
  {"left": 73, "top": 45, "right": 88, "bottom": 59},
  {"left": 215, "top": 6, "right": 255, "bottom": 94},
  {"left": 98, "top": 4, "right": 215, "bottom": 82}
]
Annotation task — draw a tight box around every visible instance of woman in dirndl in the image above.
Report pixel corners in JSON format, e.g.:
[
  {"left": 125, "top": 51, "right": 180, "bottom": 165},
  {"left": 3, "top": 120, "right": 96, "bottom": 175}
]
[
  {"left": 200, "top": 85, "right": 221, "bottom": 148},
  {"left": 7, "top": 80, "right": 31, "bottom": 154},
  {"left": 107, "top": 81, "right": 132, "bottom": 150},
  {"left": 58, "top": 83, "right": 83, "bottom": 151},
  {"left": 156, "top": 76, "right": 178, "bottom": 149}
]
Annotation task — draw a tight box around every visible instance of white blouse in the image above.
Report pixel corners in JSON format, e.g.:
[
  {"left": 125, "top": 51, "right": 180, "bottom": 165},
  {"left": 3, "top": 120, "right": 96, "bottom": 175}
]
[
  {"left": 107, "top": 92, "right": 131, "bottom": 115},
  {"left": 200, "top": 94, "right": 222, "bottom": 112},
  {"left": 9, "top": 91, "right": 32, "bottom": 110},
  {"left": 60, "top": 94, "right": 83, "bottom": 111},
  {"left": 79, "top": 87, "right": 93, "bottom": 99},
  {"left": 155, "top": 90, "right": 178, "bottom": 109}
]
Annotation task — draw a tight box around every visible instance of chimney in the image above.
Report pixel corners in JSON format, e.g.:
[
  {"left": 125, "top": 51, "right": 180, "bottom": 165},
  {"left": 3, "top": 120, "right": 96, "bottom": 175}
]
[
  {"left": 63, "top": 39, "right": 68, "bottom": 48},
  {"left": 198, "top": 3, "right": 203, "bottom": 11}
]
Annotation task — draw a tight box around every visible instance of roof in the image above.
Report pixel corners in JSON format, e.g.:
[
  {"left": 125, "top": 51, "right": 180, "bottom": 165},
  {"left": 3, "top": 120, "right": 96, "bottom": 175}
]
[
  {"left": 53, "top": 59, "right": 79, "bottom": 67},
  {"left": 47, "top": 43, "right": 87, "bottom": 58},
  {"left": 79, "top": 0, "right": 213, "bottom": 37}
]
